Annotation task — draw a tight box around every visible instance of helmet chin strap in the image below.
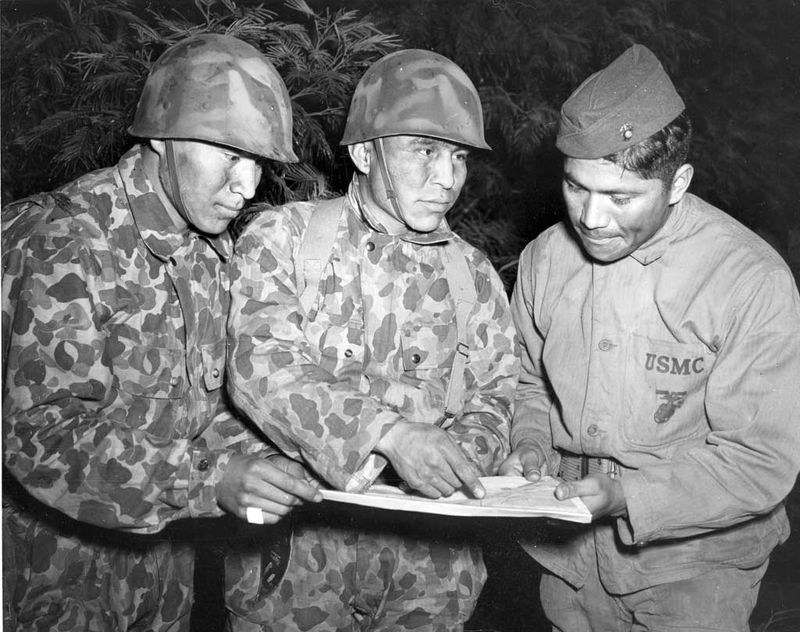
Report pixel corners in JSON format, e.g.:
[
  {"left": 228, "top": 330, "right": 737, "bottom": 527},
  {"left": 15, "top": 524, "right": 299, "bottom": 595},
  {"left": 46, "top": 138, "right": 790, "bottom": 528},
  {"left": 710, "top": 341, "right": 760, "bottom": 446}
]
[
  {"left": 373, "top": 137, "right": 404, "bottom": 222},
  {"left": 164, "top": 139, "right": 190, "bottom": 223}
]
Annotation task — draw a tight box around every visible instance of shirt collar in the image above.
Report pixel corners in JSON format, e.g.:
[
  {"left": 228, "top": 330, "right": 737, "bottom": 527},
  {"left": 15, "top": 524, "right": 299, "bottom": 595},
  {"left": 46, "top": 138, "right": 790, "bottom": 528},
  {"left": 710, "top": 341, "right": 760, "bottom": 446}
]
[
  {"left": 347, "top": 176, "right": 454, "bottom": 245},
  {"left": 117, "top": 145, "right": 232, "bottom": 261},
  {"left": 629, "top": 196, "right": 689, "bottom": 265}
]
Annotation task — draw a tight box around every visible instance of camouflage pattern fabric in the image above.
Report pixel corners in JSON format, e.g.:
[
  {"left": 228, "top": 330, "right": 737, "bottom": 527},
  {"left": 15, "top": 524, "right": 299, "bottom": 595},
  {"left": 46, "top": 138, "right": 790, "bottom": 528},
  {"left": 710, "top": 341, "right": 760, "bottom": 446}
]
[
  {"left": 340, "top": 49, "right": 490, "bottom": 150},
  {"left": 4, "top": 497, "right": 194, "bottom": 631},
  {"left": 129, "top": 33, "right": 297, "bottom": 162},
  {"left": 225, "top": 512, "right": 486, "bottom": 632},
  {"left": 2, "top": 144, "right": 264, "bottom": 630},
  {"left": 225, "top": 181, "right": 519, "bottom": 630},
  {"left": 228, "top": 182, "right": 518, "bottom": 492}
]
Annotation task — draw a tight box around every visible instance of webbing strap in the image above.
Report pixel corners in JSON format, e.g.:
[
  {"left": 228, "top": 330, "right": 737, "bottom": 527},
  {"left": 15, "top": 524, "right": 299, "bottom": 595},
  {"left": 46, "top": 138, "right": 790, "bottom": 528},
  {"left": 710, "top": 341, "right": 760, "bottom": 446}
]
[
  {"left": 296, "top": 197, "right": 346, "bottom": 315},
  {"left": 296, "top": 196, "right": 477, "bottom": 422},
  {"left": 348, "top": 245, "right": 476, "bottom": 491},
  {"left": 440, "top": 244, "right": 477, "bottom": 422},
  {"left": 164, "top": 140, "right": 187, "bottom": 220},
  {"left": 374, "top": 138, "right": 398, "bottom": 202}
]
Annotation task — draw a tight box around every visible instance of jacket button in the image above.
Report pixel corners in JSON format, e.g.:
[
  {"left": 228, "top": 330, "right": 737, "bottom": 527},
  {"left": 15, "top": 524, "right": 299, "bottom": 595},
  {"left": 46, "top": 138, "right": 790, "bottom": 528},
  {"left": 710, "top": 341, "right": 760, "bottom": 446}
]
[
  {"left": 170, "top": 376, "right": 179, "bottom": 386},
  {"left": 587, "top": 424, "right": 599, "bottom": 436},
  {"left": 411, "top": 353, "right": 421, "bottom": 364},
  {"left": 598, "top": 339, "right": 613, "bottom": 351},
  {"left": 344, "top": 349, "right": 353, "bottom": 358},
  {"left": 366, "top": 241, "right": 375, "bottom": 252},
  {"left": 197, "top": 458, "right": 209, "bottom": 472},
  {"left": 212, "top": 368, "right": 220, "bottom": 378}
]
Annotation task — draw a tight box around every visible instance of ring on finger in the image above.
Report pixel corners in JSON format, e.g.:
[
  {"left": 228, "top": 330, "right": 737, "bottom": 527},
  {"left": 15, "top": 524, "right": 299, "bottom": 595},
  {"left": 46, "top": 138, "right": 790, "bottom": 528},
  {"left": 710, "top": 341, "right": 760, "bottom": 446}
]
[{"left": 246, "top": 506, "right": 265, "bottom": 525}]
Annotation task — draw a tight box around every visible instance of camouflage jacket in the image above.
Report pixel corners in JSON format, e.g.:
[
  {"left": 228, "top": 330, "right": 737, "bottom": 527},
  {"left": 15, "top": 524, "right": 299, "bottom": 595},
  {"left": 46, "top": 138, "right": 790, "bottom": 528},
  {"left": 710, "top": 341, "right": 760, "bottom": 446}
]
[
  {"left": 2, "top": 145, "right": 257, "bottom": 534},
  {"left": 228, "top": 180, "right": 519, "bottom": 492}
]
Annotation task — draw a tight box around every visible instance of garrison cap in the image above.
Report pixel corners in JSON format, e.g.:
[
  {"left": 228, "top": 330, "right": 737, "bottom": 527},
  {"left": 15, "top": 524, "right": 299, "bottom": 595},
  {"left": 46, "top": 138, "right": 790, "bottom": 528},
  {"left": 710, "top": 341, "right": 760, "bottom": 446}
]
[{"left": 556, "top": 44, "right": 685, "bottom": 159}]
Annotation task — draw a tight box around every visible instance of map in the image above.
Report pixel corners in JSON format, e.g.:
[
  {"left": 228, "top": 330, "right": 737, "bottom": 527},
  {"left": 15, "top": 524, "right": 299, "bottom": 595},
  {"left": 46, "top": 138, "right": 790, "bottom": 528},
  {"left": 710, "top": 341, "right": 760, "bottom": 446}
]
[{"left": 320, "top": 476, "right": 592, "bottom": 523}]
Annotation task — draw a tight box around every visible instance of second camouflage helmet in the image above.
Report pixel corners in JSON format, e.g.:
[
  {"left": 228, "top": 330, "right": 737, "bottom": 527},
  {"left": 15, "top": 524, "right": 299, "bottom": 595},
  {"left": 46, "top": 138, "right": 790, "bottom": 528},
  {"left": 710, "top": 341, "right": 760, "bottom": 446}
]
[
  {"left": 341, "top": 49, "right": 490, "bottom": 150},
  {"left": 129, "top": 33, "right": 298, "bottom": 162}
]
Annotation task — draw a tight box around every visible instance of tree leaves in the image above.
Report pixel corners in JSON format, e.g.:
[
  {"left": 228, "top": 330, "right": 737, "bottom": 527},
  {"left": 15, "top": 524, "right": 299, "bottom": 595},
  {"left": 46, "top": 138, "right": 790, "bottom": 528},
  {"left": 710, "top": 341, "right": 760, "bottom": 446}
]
[
  {"left": 1, "top": 0, "right": 399, "bottom": 205},
  {"left": 3, "top": 0, "right": 798, "bottom": 281}
]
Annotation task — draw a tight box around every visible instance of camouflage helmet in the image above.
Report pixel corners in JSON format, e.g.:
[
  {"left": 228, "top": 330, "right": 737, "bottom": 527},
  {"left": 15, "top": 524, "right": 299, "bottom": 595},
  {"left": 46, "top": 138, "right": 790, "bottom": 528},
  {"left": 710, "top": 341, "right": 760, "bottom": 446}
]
[
  {"left": 129, "top": 33, "right": 298, "bottom": 162},
  {"left": 340, "top": 49, "right": 491, "bottom": 150}
]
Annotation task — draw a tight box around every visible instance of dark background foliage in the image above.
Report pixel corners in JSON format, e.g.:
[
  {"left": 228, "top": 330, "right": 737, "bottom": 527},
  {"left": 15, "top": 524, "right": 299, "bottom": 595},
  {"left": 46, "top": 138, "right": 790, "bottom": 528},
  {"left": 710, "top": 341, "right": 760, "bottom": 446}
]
[
  {"left": 2, "top": 0, "right": 799, "bottom": 629},
  {"left": 3, "top": 0, "right": 799, "bottom": 284}
]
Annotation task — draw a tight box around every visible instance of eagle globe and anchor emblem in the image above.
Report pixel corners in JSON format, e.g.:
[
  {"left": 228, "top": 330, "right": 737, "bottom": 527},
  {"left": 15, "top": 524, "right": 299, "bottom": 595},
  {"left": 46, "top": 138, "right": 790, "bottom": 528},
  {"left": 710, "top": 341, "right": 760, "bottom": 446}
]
[{"left": 654, "top": 390, "right": 687, "bottom": 424}]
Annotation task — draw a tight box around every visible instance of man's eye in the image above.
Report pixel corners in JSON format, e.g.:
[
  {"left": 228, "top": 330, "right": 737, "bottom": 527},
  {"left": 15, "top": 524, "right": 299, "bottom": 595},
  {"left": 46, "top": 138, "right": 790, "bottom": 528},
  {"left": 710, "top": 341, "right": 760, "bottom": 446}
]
[
  {"left": 564, "top": 180, "right": 581, "bottom": 191},
  {"left": 610, "top": 195, "right": 630, "bottom": 205},
  {"left": 454, "top": 152, "right": 469, "bottom": 162}
]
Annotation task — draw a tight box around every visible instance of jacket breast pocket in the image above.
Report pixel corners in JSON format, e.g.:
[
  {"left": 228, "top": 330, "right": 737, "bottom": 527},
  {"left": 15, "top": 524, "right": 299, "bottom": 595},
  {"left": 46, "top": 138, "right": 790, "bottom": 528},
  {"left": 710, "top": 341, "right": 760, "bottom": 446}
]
[
  {"left": 316, "top": 314, "right": 365, "bottom": 380},
  {"left": 114, "top": 344, "right": 186, "bottom": 399},
  {"left": 401, "top": 321, "right": 457, "bottom": 376},
  {"left": 622, "top": 334, "right": 715, "bottom": 448}
]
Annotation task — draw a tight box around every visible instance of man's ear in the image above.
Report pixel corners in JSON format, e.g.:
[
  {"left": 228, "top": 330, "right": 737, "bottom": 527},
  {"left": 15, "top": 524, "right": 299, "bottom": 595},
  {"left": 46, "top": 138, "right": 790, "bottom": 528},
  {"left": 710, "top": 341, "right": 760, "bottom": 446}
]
[
  {"left": 348, "top": 142, "right": 372, "bottom": 175},
  {"left": 668, "top": 163, "right": 694, "bottom": 205}
]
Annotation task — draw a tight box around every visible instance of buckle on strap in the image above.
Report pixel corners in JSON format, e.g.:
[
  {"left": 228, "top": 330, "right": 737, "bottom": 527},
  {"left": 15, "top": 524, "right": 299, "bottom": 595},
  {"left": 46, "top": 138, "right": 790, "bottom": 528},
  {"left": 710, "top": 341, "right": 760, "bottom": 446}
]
[{"left": 558, "top": 453, "right": 621, "bottom": 482}]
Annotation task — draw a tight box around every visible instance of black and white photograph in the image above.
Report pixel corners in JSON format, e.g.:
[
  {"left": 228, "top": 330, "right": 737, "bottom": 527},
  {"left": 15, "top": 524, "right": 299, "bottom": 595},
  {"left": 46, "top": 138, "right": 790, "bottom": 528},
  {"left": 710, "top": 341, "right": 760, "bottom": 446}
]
[{"left": 2, "top": 1, "right": 798, "bottom": 630}]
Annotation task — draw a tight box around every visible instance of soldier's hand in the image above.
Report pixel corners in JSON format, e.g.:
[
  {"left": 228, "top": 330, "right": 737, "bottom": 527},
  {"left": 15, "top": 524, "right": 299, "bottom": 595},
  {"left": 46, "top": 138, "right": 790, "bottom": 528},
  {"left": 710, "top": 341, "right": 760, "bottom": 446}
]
[
  {"left": 555, "top": 473, "right": 627, "bottom": 518},
  {"left": 217, "top": 454, "right": 322, "bottom": 525},
  {"left": 375, "top": 421, "right": 485, "bottom": 500},
  {"left": 498, "top": 442, "right": 549, "bottom": 482}
]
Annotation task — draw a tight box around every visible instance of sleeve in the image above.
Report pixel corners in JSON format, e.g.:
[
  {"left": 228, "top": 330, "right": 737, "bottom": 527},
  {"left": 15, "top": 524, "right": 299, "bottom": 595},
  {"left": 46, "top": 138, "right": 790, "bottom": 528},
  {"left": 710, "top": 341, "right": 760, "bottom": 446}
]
[
  {"left": 197, "top": 408, "right": 281, "bottom": 458},
  {"left": 508, "top": 242, "right": 561, "bottom": 471},
  {"left": 448, "top": 253, "right": 519, "bottom": 476},
  {"left": 2, "top": 209, "right": 232, "bottom": 534},
  {"left": 228, "top": 208, "right": 403, "bottom": 492},
  {"left": 620, "top": 267, "right": 800, "bottom": 544}
]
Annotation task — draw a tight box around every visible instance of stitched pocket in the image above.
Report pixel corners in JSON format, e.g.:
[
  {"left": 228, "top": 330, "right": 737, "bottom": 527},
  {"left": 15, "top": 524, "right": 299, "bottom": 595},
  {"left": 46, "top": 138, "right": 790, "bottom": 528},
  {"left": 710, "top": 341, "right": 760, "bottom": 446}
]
[{"left": 621, "top": 334, "right": 715, "bottom": 448}]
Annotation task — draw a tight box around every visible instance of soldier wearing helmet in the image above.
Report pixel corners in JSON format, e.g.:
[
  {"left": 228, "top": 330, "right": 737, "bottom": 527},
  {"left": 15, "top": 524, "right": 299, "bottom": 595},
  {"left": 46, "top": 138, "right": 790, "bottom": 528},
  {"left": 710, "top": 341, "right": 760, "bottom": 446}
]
[
  {"left": 225, "top": 49, "right": 518, "bottom": 631},
  {"left": 2, "top": 34, "right": 320, "bottom": 632}
]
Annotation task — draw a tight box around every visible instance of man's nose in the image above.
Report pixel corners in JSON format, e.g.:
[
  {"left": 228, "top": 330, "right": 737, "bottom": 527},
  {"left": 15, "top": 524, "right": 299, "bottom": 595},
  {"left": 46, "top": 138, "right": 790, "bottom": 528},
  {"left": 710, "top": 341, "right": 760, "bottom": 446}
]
[
  {"left": 230, "top": 159, "right": 262, "bottom": 200},
  {"left": 430, "top": 153, "right": 457, "bottom": 190},
  {"left": 580, "top": 194, "right": 609, "bottom": 230}
]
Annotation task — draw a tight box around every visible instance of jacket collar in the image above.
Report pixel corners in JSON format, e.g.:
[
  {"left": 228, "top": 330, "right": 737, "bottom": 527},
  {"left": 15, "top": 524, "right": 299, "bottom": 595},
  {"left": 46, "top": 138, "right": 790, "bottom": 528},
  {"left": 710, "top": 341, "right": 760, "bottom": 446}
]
[{"left": 347, "top": 176, "right": 455, "bottom": 246}]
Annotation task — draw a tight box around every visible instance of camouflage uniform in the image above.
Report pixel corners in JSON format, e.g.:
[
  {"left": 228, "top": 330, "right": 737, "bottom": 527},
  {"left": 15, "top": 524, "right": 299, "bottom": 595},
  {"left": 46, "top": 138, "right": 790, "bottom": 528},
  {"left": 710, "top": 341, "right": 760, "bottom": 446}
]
[
  {"left": 225, "top": 182, "right": 519, "bottom": 631},
  {"left": 2, "top": 145, "right": 261, "bottom": 631}
]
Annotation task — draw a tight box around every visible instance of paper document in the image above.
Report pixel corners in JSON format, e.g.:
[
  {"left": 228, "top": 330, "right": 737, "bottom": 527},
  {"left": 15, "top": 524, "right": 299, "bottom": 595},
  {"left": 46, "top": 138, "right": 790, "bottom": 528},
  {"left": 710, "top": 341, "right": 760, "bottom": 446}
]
[{"left": 320, "top": 476, "right": 592, "bottom": 523}]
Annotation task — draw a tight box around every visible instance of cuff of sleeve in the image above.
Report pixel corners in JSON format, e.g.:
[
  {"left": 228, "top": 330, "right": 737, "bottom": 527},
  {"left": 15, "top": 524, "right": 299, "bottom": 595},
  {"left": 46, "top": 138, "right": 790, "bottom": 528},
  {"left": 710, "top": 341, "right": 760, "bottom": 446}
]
[
  {"left": 450, "top": 412, "right": 508, "bottom": 475},
  {"left": 344, "top": 453, "right": 389, "bottom": 492},
  {"left": 619, "top": 470, "right": 658, "bottom": 545},
  {"left": 231, "top": 433, "right": 281, "bottom": 458},
  {"left": 317, "top": 409, "right": 401, "bottom": 491},
  {"left": 187, "top": 448, "right": 231, "bottom": 518}
]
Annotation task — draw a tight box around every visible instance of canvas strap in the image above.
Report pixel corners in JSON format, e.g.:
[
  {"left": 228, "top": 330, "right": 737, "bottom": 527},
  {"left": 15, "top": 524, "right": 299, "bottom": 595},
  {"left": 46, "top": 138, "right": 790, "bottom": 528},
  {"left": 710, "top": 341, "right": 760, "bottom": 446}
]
[
  {"left": 440, "top": 244, "right": 476, "bottom": 422},
  {"left": 295, "top": 197, "right": 346, "bottom": 315},
  {"left": 295, "top": 199, "right": 477, "bottom": 481}
]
